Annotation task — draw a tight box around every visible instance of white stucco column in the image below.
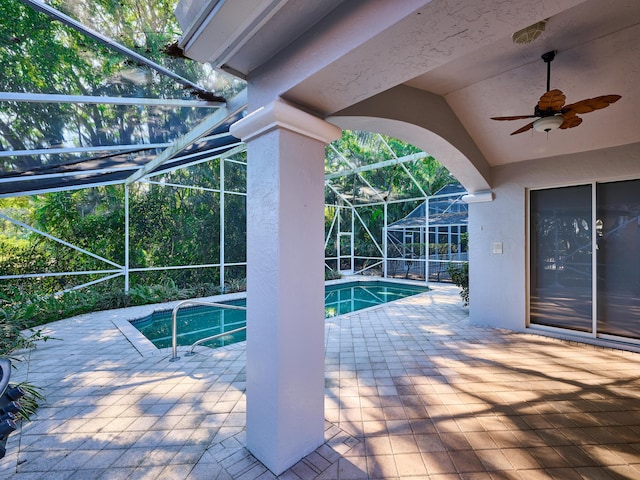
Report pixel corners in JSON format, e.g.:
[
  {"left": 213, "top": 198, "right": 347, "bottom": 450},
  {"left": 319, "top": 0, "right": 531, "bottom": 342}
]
[{"left": 230, "top": 100, "right": 341, "bottom": 475}]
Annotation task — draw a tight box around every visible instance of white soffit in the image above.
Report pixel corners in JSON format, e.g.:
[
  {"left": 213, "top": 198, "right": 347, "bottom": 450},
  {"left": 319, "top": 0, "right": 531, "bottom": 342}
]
[
  {"left": 177, "top": 0, "right": 289, "bottom": 72},
  {"left": 176, "top": 0, "right": 346, "bottom": 77}
]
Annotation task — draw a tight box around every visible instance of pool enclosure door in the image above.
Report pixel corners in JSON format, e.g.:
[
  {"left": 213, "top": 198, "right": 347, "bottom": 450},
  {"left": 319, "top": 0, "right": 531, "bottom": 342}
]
[
  {"left": 338, "top": 233, "right": 354, "bottom": 274},
  {"left": 530, "top": 179, "right": 640, "bottom": 342}
]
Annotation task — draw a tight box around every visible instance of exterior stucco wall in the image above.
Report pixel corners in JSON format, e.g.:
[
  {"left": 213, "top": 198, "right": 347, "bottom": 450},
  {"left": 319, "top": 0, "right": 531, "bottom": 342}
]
[
  {"left": 469, "top": 142, "right": 640, "bottom": 331},
  {"left": 468, "top": 182, "right": 526, "bottom": 330}
]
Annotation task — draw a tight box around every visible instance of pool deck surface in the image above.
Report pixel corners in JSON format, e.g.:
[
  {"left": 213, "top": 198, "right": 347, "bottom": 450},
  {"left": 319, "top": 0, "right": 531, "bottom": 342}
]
[{"left": 2, "top": 283, "right": 640, "bottom": 479}]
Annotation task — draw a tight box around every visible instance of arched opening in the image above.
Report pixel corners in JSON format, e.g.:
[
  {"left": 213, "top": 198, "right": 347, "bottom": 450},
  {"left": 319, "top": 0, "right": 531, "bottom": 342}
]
[{"left": 327, "top": 84, "right": 493, "bottom": 194}]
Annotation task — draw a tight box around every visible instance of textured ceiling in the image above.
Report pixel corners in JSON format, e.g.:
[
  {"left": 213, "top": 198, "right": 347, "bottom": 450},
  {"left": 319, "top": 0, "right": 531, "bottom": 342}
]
[{"left": 182, "top": 0, "right": 640, "bottom": 168}]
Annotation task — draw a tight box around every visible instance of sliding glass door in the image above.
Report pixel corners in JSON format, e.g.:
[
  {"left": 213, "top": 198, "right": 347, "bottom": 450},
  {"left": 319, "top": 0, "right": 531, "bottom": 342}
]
[
  {"left": 596, "top": 180, "right": 640, "bottom": 339},
  {"left": 530, "top": 185, "right": 593, "bottom": 332},
  {"left": 530, "top": 180, "right": 640, "bottom": 341}
]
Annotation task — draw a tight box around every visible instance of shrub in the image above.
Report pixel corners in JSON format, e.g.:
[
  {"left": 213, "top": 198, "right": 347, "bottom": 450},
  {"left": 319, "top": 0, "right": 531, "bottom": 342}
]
[
  {"left": 447, "top": 262, "right": 469, "bottom": 306},
  {"left": 325, "top": 269, "right": 343, "bottom": 281},
  {"left": 0, "top": 314, "right": 51, "bottom": 421},
  {"left": 224, "top": 277, "right": 246, "bottom": 293}
]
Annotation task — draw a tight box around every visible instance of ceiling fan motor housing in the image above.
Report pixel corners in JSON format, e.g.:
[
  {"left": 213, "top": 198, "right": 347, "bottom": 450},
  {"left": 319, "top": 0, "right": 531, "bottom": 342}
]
[{"left": 533, "top": 115, "right": 564, "bottom": 132}]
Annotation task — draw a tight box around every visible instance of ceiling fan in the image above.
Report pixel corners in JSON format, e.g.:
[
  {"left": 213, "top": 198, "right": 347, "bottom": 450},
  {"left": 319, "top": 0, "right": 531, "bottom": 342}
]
[{"left": 491, "top": 51, "right": 621, "bottom": 135}]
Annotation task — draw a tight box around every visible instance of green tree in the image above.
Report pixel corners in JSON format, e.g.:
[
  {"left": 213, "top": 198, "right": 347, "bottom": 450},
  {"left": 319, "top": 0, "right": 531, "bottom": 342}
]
[
  {"left": 0, "top": 0, "right": 244, "bottom": 173},
  {"left": 326, "top": 130, "right": 458, "bottom": 270}
]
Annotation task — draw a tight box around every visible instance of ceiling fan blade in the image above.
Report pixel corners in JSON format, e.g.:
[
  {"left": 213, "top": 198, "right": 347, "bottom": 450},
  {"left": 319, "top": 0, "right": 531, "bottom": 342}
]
[
  {"left": 560, "top": 113, "right": 582, "bottom": 129},
  {"left": 491, "top": 115, "right": 538, "bottom": 121},
  {"left": 538, "top": 89, "right": 566, "bottom": 112},
  {"left": 564, "top": 94, "right": 621, "bottom": 115},
  {"left": 510, "top": 121, "right": 536, "bottom": 135}
]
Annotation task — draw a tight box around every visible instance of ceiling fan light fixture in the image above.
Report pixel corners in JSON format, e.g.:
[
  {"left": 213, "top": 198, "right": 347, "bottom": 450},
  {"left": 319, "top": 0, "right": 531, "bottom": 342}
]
[
  {"left": 533, "top": 115, "right": 564, "bottom": 132},
  {"left": 512, "top": 20, "right": 547, "bottom": 45},
  {"left": 491, "top": 51, "right": 621, "bottom": 135}
]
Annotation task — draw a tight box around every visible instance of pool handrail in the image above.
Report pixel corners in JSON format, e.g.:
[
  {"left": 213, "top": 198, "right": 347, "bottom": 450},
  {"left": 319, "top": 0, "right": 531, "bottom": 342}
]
[
  {"left": 185, "top": 325, "right": 247, "bottom": 357},
  {"left": 170, "top": 299, "right": 246, "bottom": 361}
]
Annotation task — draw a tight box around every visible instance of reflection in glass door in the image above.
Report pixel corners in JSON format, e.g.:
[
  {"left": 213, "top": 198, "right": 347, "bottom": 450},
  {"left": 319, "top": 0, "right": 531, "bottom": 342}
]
[
  {"left": 530, "top": 180, "right": 640, "bottom": 341},
  {"left": 530, "top": 186, "right": 593, "bottom": 332},
  {"left": 597, "top": 180, "right": 640, "bottom": 339}
]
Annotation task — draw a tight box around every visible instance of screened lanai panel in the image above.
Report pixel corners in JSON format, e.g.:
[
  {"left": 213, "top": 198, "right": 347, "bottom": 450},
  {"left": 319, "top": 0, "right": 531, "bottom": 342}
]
[
  {"left": 325, "top": 146, "right": 347, "bottom": 177},
  {"left": 8, "top": 0, "right": 241, "bottom": 97},
  {"left": 329, "top": 174, "right": 356, "bottom": 204},
  {"left": 0, "top": 130, "right": 242, "bottom": 196},
  {"left": 388, "top": 164, "right": 427, "bottom": 201},
  {"left": 325, "top": 133, "right": 382, "bottom": 177},
  {"left": 353, "top": 205, "right": 384, "bottom": 254},
  {"left": 404, "top": 159, "right": 454, "bottom": 197},
  {"left": 1, "top": 1, "right": 217, "bottom": 102},
  {"left": 143, "top": 142, "right": 243, "bottom": 191},
  {"left": 224, "top": 194, "right": 247, "bottom": 264},
  {"left": 1, "top": 0, "right": 244, "bottom": 194},
  {"left": 223, "top": 160, "right": 248, "bottom": 193},
  {"left": 324, "top": 186, "right": 340, "bottom": 206},
  {"left": 348, "top": 174, "right": 381, "bottom": 205},
  {"left": 129, "top": 182, "right": 220, "bottom": 269},
  {"left": 367, "top": 165, "right": 424, "bottom": 202},
  {"left": 171, "top": 157, "right": 221, "bottom": 190},
  {"left": 387, "top": 200, "right": 424, "bottom": 226},
  {"left": 48, "top": 0, "right": 197, "bottom": 79},
  {"left": 45, "top": 0, "right": 244, "bottom": 94},
  {"left": 325, "top": 131, "right": 421, "bottom": 175},
  {"left": 0, "top": 104, "right": 213, "bottom": 174},
  {"left": 356, "top": 168, "right": 393, "bottom": 201}
]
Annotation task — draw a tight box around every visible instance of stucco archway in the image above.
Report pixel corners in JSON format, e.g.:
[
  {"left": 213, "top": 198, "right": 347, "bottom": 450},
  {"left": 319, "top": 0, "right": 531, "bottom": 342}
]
[{"left": 327, "top": 85, "right": 493, "bottom": 195}]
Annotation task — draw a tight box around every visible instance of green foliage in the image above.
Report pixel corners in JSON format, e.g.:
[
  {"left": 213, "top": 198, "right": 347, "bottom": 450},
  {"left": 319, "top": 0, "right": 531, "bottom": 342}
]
[
  {"left": 325, "top": 131, "right": 462, "bottom": 277},
  {"left": 325, "top": 269, "right": 343, "bottom": 281},
  {"left": 354, "top": 206, "right": 383, "bottom": 257},
  {"left": 0, "top": 155, "right": 247, "bottom": 295},
  {"left": 460, "top": 232, "right": 469, "bottom": 251},
  {"left": 0, "top": 0, "right": 244, "bottom": 172},
  {"left": 0, "top": 278, "right": 236, "bottom": 333},
  {"left": 447, "top": 228, "right": 470, "bottom": 307},
  {"left": 224, "top": 277, "right": 246, "bottom": 293},
  {"left": 0, "top": 316, "right": 49, "bottom": 359},
  {"left": 447, "top": 262, "right": 469, "bottom": 306},
  {"left": 13, "top": 381, "right": 45, "bottom": 422},
  {"left": 0, "top": 316, "right": 52, "bottom": 422},
  {"left": 326, "top": 130, "right": 455, "bottom": 206},
  {"left": 30, "top": 186, "right": 126, "bottom": 272}
]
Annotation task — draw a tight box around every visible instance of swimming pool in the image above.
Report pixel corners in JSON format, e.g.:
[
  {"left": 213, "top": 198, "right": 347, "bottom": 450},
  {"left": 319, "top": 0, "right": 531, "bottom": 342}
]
[{"left": 131, "top": 280, "right": 428, "bottom": 349}]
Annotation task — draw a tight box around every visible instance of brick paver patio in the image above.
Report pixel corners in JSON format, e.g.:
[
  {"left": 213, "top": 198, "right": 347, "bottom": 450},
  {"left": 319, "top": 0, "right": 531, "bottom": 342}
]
[{"left": 2, "top": 283, "right": 640, "bottom": 479}]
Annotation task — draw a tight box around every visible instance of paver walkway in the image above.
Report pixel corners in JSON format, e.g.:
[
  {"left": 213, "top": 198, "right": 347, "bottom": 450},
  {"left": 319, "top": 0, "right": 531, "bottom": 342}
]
[{"left": 2, "top": 283, "right": 640, "bottom": 479}]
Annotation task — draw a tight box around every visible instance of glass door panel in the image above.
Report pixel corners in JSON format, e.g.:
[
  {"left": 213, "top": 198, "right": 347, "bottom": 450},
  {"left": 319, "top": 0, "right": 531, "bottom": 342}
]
[
  {"left": 530, "top": 186, "right": 593, "bottom": 331},
  {"left": 596, "top": 180, "right": 640, "bottom": 339}
]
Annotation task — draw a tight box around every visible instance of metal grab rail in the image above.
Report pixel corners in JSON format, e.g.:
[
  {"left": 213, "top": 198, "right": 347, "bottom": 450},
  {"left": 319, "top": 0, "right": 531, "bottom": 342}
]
[
  {"left": 0, "top": 359, "right": 11, "bottom": 397},
  {"left": 185, "top": 326, "right": 247, "bottom": 357},
  {"left": 170, "top": 299, "right": 246, "bottom": 361}
]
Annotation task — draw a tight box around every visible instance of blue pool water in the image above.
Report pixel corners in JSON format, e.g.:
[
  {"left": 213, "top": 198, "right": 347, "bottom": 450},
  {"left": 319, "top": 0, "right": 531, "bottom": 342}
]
[{"left": 131, "top": 281, "right": 428, "bottom": 349}]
